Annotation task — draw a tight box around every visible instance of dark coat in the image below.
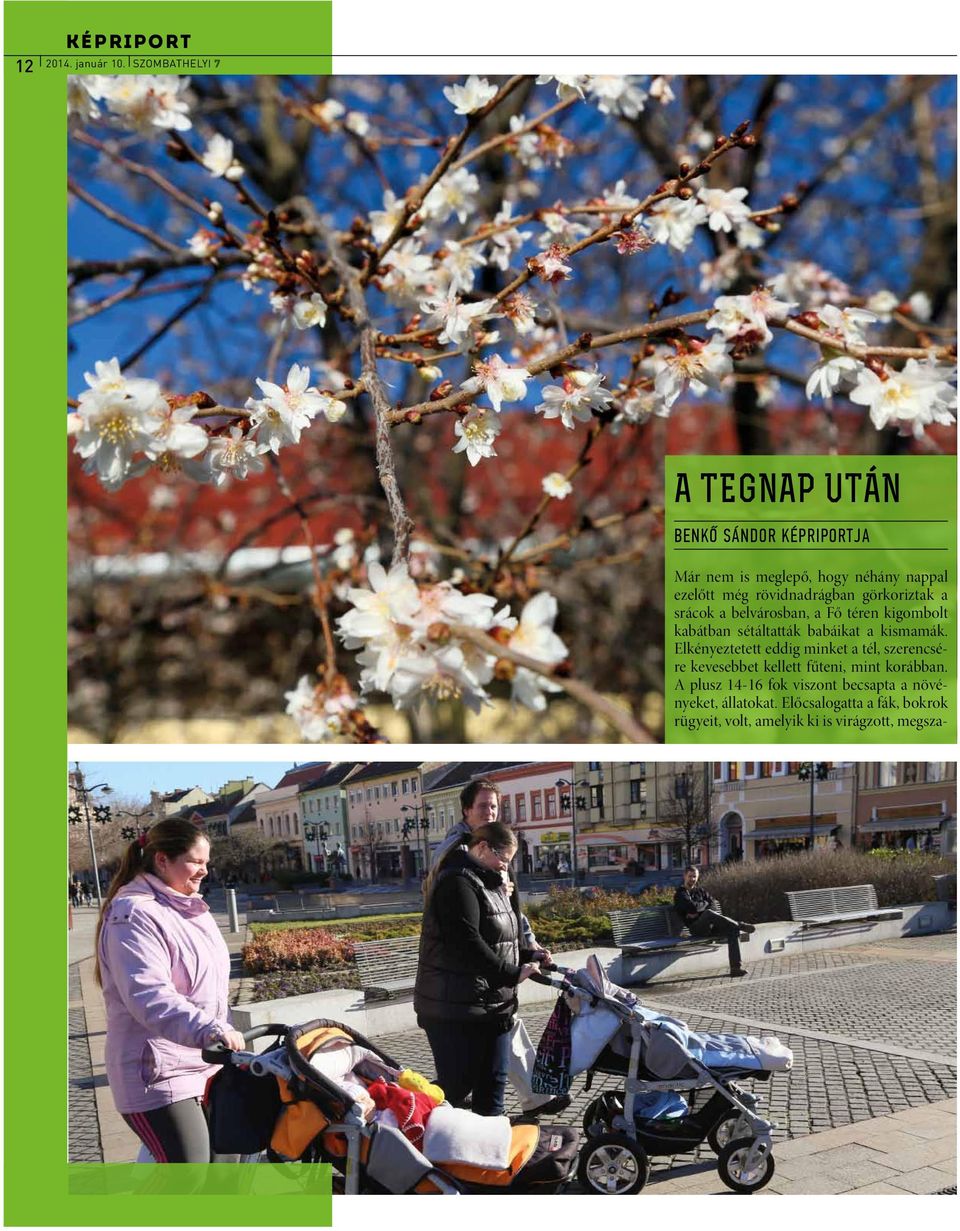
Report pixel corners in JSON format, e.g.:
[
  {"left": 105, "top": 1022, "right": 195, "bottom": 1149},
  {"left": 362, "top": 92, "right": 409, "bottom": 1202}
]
[{"left": 414, "top": 849, "right": 532, "bottom": 1025}]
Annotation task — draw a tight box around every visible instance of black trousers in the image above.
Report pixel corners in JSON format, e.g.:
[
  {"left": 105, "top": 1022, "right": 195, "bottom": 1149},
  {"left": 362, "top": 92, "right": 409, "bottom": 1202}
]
[
  {"left": 687, "top": 909, "right": 742, "bottom": 970},
  {"left": 123, "top": 1097, "right": 239, "bottom": 1163},
  {"left": 421, "top": 1018, "right": 512, "bottom": 1116}
]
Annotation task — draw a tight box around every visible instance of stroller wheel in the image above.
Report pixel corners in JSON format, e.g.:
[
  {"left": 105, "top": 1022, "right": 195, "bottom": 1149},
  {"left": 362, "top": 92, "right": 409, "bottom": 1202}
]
[
  {"left": 582, "top": 1092, "right": 623, "bottom": 1137},
  {"left": 707, "top": 1111, "right": 750, "bottom": 1155},
  {"left": 577, "top": 1133, "right": 649, "bottom": 1195},
  {"left": 717, "top": 1137, "right": 775, "bottom": 1193}
]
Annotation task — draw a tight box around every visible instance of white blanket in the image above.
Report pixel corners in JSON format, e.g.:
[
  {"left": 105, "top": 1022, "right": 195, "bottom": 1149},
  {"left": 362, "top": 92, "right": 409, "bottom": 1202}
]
[{"left": 422, "top": 1104, "right": 512, "bottom": 1169}]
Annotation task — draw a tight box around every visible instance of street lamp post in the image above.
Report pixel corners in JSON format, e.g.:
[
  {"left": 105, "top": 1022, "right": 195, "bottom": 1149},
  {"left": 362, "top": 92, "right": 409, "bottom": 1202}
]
[
  {"left": 556, "top": 777, "right": 589, "bottom": 885},
  {"left": 68, "top": 763, "right": 114, "bottom": 910},
  {"left": 798, "top": 762, "right": 829, "bottom": 849},
  {"left": 304, "top": 823, "right": 329, "bottom": 874},
  {"left": 401, "top": 803, "right": 433, "bottom": 878}
]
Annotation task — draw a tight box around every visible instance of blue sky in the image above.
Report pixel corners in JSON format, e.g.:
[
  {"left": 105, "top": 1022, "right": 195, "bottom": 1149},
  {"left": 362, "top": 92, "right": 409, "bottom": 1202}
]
[
  {"left": 71, "top": 759, "right": 331, "bottom": 800},
  {"left": 68, "top": 73, "right": 957, "bottom": 404}
]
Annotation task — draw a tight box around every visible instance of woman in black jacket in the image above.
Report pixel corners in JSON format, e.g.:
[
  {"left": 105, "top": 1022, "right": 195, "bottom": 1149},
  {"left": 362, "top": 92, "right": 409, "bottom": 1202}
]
[{"left": 414, "top": 822, "right": 540, "bottom": 1115}]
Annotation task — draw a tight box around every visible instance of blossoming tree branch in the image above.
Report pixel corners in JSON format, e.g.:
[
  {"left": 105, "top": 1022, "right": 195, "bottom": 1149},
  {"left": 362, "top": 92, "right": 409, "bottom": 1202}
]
[{"left": 67, "top": 73, "right": 957, "bottom": 742}]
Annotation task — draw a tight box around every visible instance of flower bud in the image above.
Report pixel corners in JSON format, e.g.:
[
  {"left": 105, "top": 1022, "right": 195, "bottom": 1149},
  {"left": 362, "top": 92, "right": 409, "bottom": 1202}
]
[
  {"left": 677, "top": 186, "right": 694, "bottom": 200},
  {"left": 493, "top": 658, "right": 516, "bottom": 683},
  {"left": 419, "top": 365, "right": 442, "bottom": 381},
  {"left": 797, "top": 311, "right": 821, "bottom": 330},
  {"left": 426, "top": 621, "right": 452, "bottom": 644}
]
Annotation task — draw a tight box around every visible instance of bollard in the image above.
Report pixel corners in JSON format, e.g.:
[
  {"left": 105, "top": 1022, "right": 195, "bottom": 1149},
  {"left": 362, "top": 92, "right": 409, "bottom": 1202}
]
[{"left": 227, "top": 888, "right": 240, "bottom": 934}]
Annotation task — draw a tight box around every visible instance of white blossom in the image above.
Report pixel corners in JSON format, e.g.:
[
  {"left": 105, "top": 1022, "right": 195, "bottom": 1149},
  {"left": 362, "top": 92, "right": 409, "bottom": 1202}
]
[
  {"left": 907, "top": 292, "right": 932, "bottom": 322},
  {"left": 285, "top": 676, "right": 358, "bottom": 741},
  {"left": 442, "top": 75, "right": 498, "bottom": 115},
  {"left": 89, "top": 75, "right": 192, "bottom": 133},
  {"left": 697, "top": 185, "right": 752, "bottom": 233},
  {"left": 369, "top": 189, "right": 406, "bottom": 244},
  {"left": 536, "top": 74, "right": 590, "bottom": 100},
  {"left": 74, "top": 374, "right": 166, "bottom": 489},
  {"left": 187, "top": 229, "right": 218, "bottom": 258},
  {"left": 530, "top": 244, "right": 572, "bottom": 283},
  {"left": 201, "top": 133, "right": 243, "bottom": 179},
  {"left": 436, "top": 240, "right": 487, "bottom": 295},
  {"left": 805, "top": 354, "right": 862, "bottom": 400},
  {"left": 536, "top": 367, "right": 613, "bottom": 430},
  {"left": 507, "top": 592, "right": 568, "bottom": 711},
  {"left": 292, "top": 293, "right": 328, "bottom": 331},
  {"left": 345, "top": 111, "right": 370, "bottom": 137},
  {"left": 421, "top": 167, "right": 480, "bottom": 224},
  {"left": 646, "top": 197, "right": 707, "bottom": 252},
  {"left": 379, "top": 239, "right": 433, "bottom": 304},
  {"left": 649, "top": 76, "right": 675, "bottom": 104},
  {"left": 247, "top": 363, "right": 332, "bottom": 453},
  {"left": 769, "top": 261, "right": 850, "bottom": 310},
  {"left": 816, "top": 304, "right": 878, "bottom": 346},
  {"left": 452, "top": 407, "right": 502, "bottom": 466},
  {"left": 589, "top": 76, "right": 648, "bottom": 119},
  {"left": 654, "top": 337, "right": 733, "bottom": 410},
  {"left": 542, "top": 472, "right": 573, "bottom": 499},
  {"left": 461, "top": 354, "right": 531, "bottom": 412},
  {"left": 537, "top": 210, "right": 590, "bottom": 249},
  {"left": 206, "top": 426, "right": 266, "bottom": 485},
  {"left": 419, "top": 295, "right": 497, "bottom": 347},
  {"left": 865, "top": 289, "right": 899, "bottom": 320},
  {"left": 487, "top": 202, "right": 532, "bottom": 271},
  {"left": 848, "top": 363, "right": 948, "bottom": 436}
]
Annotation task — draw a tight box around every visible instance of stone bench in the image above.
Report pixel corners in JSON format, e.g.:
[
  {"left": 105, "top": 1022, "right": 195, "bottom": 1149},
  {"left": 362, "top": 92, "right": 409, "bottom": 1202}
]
[
  {"left": 353, "top": 935, "right": 420, "bottom": 1000},
  {"left": 608, "top": 905, "right": 723, "bottom": 956},
  {"left": 785, "top": 884, "right": 903, "bottom": 928}
]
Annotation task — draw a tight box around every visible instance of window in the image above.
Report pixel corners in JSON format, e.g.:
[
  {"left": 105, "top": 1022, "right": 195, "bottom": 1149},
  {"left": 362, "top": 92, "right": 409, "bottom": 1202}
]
[
  {"left": 294, "top": 816, "right": 299, "bottom": 836},
  {"left": 591, "top": 784, "right": 604, "bottom": 810},
  {"left": 516, "top": 795, "right": 527, "bottom": 822},
  {"left": 413, "top": 780, "right": 418, "bottom": 794},
  {"left": 771, "top": 762, "right": 787, "bottom": 777},
  {"left": 366, "top": 788, "right": 372, "bottom": 802},
  {"left": 674, "top": 774, "right": 690, "bottom": 800},
  {"left": 926, "top": 763, "right": 946, "bottom": 783},
  {"left": 713, "top": 762, "right": 728, "bottom": 783},
  {"left": 545, "top": 791, "right": 557, "bottom": 819},
  {"left": 392, "top": 781, "right": 398, "bottom": 797},
  {"left": 902, "top": 763, "right": 919, "bottom": 784},
  {"left": 501, "top": 797, "right": 512, "bottom": 823},
  {"left": 878, "top": 763, "right": 897, "bottom": 787},
  {"left": 532, "top": 792, "right": 543, "bottom": 820},
  {"left": 744, "top": 762, "right": 758, "bottom": 779},
  {"left": 402, "top": 778, "right": 409, "bottom": 794},
  {"left": 629, "top": 779, "right": 646, "bottom": 805},
  {"left": 559, "top": 791, "right": 571, "bottom": 815}
]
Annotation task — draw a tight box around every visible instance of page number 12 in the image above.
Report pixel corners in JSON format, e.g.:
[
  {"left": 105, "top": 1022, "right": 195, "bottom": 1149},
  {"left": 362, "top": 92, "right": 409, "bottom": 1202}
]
[{"left": 17, "top": 59, "right": 34, "bottom": 72}]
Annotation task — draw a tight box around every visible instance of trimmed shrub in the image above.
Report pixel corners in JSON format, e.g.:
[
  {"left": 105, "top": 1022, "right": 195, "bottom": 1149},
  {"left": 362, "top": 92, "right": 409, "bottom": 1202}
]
[
  {"left": 242, "top": 926, "right": 355, "bottom": 974},
  {"left": 700, "top": 848, "right": 955, "bottom": 923}
]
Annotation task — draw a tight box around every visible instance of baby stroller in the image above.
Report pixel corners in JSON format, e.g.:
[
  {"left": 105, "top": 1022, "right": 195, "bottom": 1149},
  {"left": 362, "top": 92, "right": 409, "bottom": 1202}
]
[
  {"left": 533, "top": 957, "right": 792, "bottom": 1195},
  {"left": 202, "top": 1019, "right": 578, "bottom": 1194}
]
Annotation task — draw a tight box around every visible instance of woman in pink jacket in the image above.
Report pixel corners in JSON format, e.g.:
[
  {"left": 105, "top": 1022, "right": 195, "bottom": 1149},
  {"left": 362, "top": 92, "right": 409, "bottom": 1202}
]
[{"left": 95, "top": 819, "right": 245, "bottom": 1162}]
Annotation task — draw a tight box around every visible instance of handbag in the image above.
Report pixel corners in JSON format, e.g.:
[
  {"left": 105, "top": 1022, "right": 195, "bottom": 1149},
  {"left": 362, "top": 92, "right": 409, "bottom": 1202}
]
[{"left": 531, "top": 995, "right": 573, "bottom": 1096}]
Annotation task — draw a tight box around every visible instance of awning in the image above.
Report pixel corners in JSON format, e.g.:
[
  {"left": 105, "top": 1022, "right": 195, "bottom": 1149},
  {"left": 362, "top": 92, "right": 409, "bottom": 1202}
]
[
  {"left": 745, "top": 823, "right": 837, "bottom": 840},
  {"left": 859, "top": 814, "right": 949, "bottom": 834}
]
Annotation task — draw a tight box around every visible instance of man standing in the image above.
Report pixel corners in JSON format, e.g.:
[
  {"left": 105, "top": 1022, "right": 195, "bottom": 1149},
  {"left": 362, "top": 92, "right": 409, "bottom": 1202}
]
[
  {"left": 673, "top": 865, "right": 755, "bottom": 977},
  {"left": 427, "top": 778, "right": 569, "bottom": 1118}
]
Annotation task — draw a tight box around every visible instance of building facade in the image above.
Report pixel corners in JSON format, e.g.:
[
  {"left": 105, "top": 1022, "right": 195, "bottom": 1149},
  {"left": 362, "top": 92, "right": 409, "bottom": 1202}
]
[
  {"left": 710, "top": 761, "right": 856, "bottom": 860},
  {"left": 253, "top": 784, "right": 305, "bottom": 871},
  {"left": 344, "top": 763, "right": 424, "bottom": 880},
  {"left": 855, "top": 761, "right": 956, "bottom": 852},
  {"left": 299, "top": 763, "right": 355, "bottom": 874},
  {"left": 572, "top": 761, "right": 666, "bottom": 874},
  {"left": 488, "top": 762, "right": 573, "bottom": 875}
]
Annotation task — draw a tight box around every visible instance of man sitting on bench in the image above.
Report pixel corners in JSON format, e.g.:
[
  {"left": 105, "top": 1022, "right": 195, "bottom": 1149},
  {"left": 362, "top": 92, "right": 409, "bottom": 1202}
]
[{"left": 673, "top": 866, "right": 755, "bottom": 978}]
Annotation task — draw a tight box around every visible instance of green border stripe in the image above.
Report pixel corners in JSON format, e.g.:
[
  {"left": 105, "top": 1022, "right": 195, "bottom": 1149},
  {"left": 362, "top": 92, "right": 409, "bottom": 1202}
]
[{"left": 4, "top": 3, "right": 331, "bottom": 1224}]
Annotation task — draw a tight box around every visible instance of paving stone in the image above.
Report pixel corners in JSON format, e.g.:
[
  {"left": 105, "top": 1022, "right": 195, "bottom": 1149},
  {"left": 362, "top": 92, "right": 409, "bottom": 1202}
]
[
  {"left": 890, "top": 1166, "right": 957, "bottom": 1194},
  {"left": 829, "top": 1159, "right": 901, "bottom": 1186}
]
